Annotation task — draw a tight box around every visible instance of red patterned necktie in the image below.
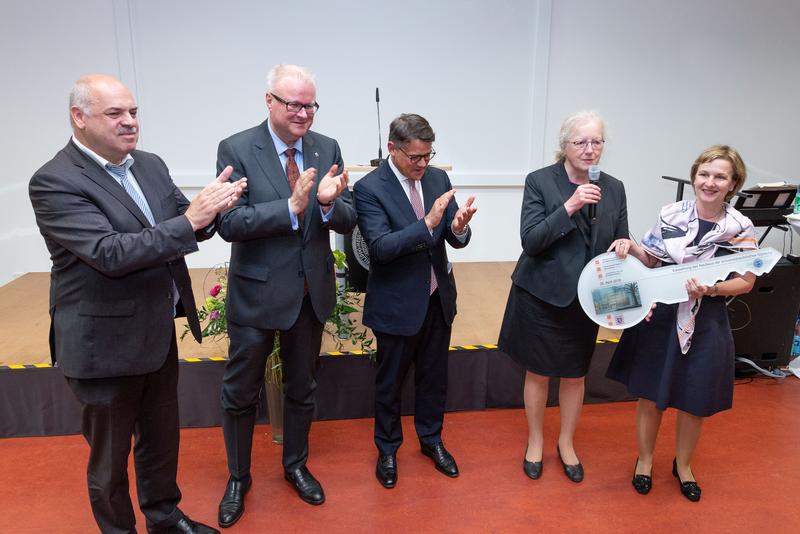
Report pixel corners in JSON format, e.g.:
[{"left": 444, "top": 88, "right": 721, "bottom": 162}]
[
  {"left": 285, "top": 147, "right": 307, "bottom": 293},
  {"left": 407, "top": 179, "right": 438, "bottom": 295},
  {"left": 284, "top": 148, "right": 300, "bottom": 191},
  {"left": 285, "top": 147, "right": 305, "bottom": 225}
]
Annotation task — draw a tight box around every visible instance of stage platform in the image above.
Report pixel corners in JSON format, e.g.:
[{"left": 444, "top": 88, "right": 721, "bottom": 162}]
[{"left": 0, "top": 263, "right": 629, "bottom": 437}]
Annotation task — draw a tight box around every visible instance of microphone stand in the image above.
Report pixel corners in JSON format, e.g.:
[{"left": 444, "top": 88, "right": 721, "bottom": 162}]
[{"left": 370, "top": 87, "right": 383, "bottom": 166}]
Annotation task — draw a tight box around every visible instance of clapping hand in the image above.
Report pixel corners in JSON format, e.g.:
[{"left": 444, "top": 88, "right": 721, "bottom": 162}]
[
  {"left": 316, "top": 164, "right": 349, "bottom": 210},
  {"left": 185, "top": 166, "right": 248, "bottom": 230},
  {"left": 289, "top": 168, "right": 317, "bottom": 215},
  {"left": 424, "top": 189, "right": 456, "bottom": 231},
  {"left": 452, "top": 195, "right": 477, "bottom": 234}
]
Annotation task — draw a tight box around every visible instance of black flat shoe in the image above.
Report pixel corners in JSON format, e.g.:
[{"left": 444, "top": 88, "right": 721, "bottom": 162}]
[
  {"left": 523, "top": 446, "right": 543, "bottom": 479},
  {"left": 218, "top": 475, "right": 252, "bottom": 528},
  {"left": 632, "top": 458, "right": 652, "bottom": 495},
  {"left": 557, "top": 445, "right": 583, "bottom": 483},
  {"left": 420, "top": 441, "right": 459, "bottom": 478},
  {"left": 523, "top": 459, "right": 543, "bottom": 479},
  {"left": 284, "top": 466, "right": 325, "bottom": 505},
  {"left": 672, "top": 458, "right": 701, "bottom": 502}
]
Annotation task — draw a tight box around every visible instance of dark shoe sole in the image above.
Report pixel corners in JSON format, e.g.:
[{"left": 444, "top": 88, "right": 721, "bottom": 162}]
[
  {"left": 376, "top": 470, "right": 396, "bottom": 488},
  {"left": 219, "top": 508, "right": 244, "bottom": 529},
  {"left": 284, "top": 474, "right": 326, "bottom": 506},
  {"left": 420, "top": 447, "right": 459, "bottom": 477},
  {"left": 433, "top": 463, "right": 459, "bottom": 478}
]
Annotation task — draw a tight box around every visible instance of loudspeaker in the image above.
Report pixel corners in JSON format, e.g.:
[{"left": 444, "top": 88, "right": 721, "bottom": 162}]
[{"left": 728, "top": 258, "right": 800, "bottom": 369}]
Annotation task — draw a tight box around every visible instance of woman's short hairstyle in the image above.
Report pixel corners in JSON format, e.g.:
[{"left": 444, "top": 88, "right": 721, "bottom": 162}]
[
  {"left": 554, "top": 110, "right": 606, "bottom": 162},
  {"left": 690, "top": 145, "right": 747, "bottom": 202}
]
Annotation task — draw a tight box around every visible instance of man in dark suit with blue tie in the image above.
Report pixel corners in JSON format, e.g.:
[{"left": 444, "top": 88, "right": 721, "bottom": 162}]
[
  {"left": 28, "top": 74, "right": 246, "bottom": 534},
  {"left": 353, "top": 114, "right": 477, "bottom": 488},
  {"left": 215, "top": 64, "right": 356, "bottom": 526}
]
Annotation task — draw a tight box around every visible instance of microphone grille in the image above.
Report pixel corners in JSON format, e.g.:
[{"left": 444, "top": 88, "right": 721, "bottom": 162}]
[{"left": 588, "top": 165, "right": 601, "bottom": 182}]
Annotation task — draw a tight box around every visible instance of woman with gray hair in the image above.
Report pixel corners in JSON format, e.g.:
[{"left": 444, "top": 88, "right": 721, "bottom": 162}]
[{"left": 498, "top": 110, "right": 629, "bottom": 483}]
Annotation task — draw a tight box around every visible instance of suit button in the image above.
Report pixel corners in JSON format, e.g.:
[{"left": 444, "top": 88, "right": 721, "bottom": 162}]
[{"left": 298, "top": 271, "right": 304, "bottom": 277}]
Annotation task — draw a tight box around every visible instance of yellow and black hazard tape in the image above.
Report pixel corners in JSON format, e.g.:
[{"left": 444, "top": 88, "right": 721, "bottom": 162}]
[
  {"left": 0, "top": 363, "right": 53, "bottom": 370},
  {"left": 2, "top": 341, "right": 619, "bottom": 369}
]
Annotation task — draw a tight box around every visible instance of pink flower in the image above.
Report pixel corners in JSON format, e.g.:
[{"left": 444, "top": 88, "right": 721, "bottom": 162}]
[
  {"left": 209, "top": 284, "right": 222, "bottom": 297},
  {"left": 210, "top": 310, "right": 220, "bottom": 321}
]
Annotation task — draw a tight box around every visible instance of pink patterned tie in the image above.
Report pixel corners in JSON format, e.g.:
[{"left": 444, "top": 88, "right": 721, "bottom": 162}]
[{"left": 407, "top": 179, "right": 438, "bottom": 295}]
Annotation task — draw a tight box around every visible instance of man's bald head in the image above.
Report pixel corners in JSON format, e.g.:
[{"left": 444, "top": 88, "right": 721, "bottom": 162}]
[{"left": 69, "top": 74, "right": 139, "bottom": 164}]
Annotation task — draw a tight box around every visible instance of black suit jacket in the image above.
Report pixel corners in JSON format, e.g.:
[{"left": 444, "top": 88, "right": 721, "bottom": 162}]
[
  {"left": 353, "top": 160, "right": 471, "bottom": 336},
  {"left": 217, "top": 121, "right": 357, "bottom": 330},
  {"left": 28, "top": 140, "right": 206, "bottom": 379},
  {"left": 512, "top": 161, "right": 629, "bottom": 306}
]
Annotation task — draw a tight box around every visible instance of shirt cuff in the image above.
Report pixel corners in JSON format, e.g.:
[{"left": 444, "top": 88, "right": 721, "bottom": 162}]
[
  {"left": 320, "top": 202, "right": 335, "bottom": 222},
  {"left": 288, "top": 200, "right": 299, "bottom": 231},
  {"left": 452, "top": 224, "right": 469, "bottom": 242}
]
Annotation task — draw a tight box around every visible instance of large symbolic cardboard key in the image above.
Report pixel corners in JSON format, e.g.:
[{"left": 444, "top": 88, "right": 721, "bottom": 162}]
[{"left": 577, "top": 247, "right": 782, "bottom": 329}]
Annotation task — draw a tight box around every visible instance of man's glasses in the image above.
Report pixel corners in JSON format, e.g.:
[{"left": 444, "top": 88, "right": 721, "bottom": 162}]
[
  {"left": 396, "top": 145, "right": 436, "bottom": 164},
  {"left": 270, "top": 93, "right": 319, "bottom": 114},
  {"left": 570, "top": 139, "right": 604, "bottom": 150}
]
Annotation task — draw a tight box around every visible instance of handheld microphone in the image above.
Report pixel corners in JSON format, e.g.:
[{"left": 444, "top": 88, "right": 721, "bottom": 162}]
[
  {"left": 588, "top": 165, "right": 600, "bottom": 222},
  {"left": 370, "top": 88, "right": 383, "bottom": 167}
]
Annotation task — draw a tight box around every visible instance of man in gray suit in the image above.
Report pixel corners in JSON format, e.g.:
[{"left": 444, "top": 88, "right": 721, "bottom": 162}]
[
  {"left": 216, "top": 64, "right": 355, "bottom": 526},
  {"left": 28, "top": 74, "right": 246, "bottom": 534}
]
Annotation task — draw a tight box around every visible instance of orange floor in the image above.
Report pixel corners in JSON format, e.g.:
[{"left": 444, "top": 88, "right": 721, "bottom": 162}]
[{"left": 1, "top": 377, "right": 798, "bottom": 533}]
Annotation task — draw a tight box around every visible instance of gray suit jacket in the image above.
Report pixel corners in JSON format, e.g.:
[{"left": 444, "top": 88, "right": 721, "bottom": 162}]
[
  {"left": 217, "top": 121, "right": 357, "bottom": 329},
  {"left": 512, "top": 161, "right": 629, "bottom": 306},
  {"left": 28, "top": 140, "right": 206, "bottom": 379}
]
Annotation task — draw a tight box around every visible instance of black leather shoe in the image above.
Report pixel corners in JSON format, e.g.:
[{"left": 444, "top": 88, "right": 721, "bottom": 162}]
[
  {"left": 218, "top": 475, "right": 251, "bottom": 528},
  {"left": 420, "top": 441, "right": 459, "bottom": 477},
  {"left": 376, "top": 454, "right": 397, "bottom": 488},
  {"left": 557, "top": 445, "right": 584, "bottom": 483},
  {"left": 168, "top": 517, "right": 220, "bottom": 534},
  {"left": 632, "top": 458, "right": 652, "bottom": 495},
  {"left": 672, "top": 458, "right": 701, "bottom": 502},
  {"left": 284, "top": 466, "right": 325, "bottom": 505}
]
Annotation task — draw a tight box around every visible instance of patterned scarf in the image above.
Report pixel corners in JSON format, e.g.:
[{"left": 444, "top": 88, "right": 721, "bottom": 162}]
[{"left": 640, "top": 200, "right": 757, "bottom": 354}]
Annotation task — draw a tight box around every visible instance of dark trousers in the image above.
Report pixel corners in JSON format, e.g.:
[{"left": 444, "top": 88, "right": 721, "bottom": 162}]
[
  {"left": 66, "top": 334, "right": 184, "bottom": 534},
  {"left": 221, "top": 295, "right": 323, "bottom": 477},
  {"left": 373, "top": 292, "right": 451, "bottom": 456}
]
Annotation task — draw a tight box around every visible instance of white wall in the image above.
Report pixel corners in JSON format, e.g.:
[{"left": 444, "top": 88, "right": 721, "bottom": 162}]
[
  {"left": 1, "top": 0, "right": 798, "bottom": 285},
  {"left": 545, "top": 0, "right": 800, "bottom": 249}
]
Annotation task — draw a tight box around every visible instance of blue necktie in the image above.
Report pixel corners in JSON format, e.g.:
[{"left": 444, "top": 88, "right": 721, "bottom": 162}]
[{"left": 106, "top": 163, "right": 155, "bottom": 225}]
